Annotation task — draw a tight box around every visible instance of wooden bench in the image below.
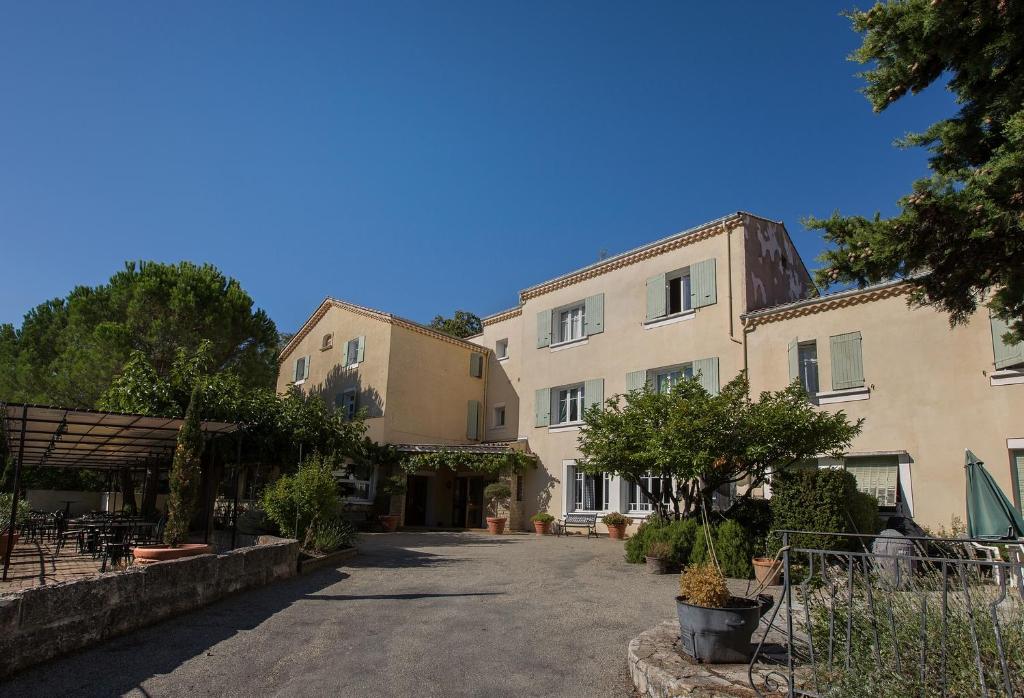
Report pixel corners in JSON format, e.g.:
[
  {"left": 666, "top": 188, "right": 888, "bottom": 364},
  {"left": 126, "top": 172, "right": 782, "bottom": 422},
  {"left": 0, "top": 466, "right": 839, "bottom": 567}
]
[{"left": 557, "top": 512, "right": 598, "bottom": 538}]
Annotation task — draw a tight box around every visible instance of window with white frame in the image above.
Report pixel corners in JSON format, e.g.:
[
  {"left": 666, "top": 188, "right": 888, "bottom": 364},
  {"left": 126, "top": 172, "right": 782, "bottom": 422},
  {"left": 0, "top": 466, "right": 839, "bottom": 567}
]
[
  {"left": 493, "top": 404, "right": 506, "bottom": 427},
  {"left": 555, "top": 384, "right": 585, "bottom": 424},
  {"left": 334, "top": 461, "right": 375, "bottom": 501},
  {"left": 574, "top": 470, "right": 610, "bottom": 511},
  {"left": 345, "top": 339, "right": 359, "bottom": 366},
  {"left": 557, "top": 304, "right": 586, "bottom": 344},
  {"left": 666, "top": 269, "right": 692, "bottom": 315},
  {"left": 496, "top": 338, "right": 508, "bottom": 359},
  {"left": 629, "top": 473, "right": 673, "bottom": 513},
  {"left": 653, "top": 364, "right": 693, "bottom": 393},
  {"left": 798, "top": 342, "right": 820, "bottom": 395},
  {"left": 335, "top": 389, "right": 357, "bottom": 421},
  {"left": 845, "top": 455, "right": 899, "bottom": 508}
]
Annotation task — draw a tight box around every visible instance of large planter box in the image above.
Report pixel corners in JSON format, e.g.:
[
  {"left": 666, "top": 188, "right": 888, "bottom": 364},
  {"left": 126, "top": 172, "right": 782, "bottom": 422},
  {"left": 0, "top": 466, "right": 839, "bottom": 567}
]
[{"left": 297, "top": 547, "right": 357, "bottom": 575}]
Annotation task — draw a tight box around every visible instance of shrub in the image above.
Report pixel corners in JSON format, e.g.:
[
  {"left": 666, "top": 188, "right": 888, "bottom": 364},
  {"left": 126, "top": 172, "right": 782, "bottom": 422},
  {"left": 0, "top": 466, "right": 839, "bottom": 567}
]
[
  {"left": 770, "top": 468, "right": 879, "bottom": 552},
  {"left": 483, "top": 482, "right": 511, "bottom": 518},
  {"left": 646, "top": 540, "right": 673, "bottom": 560},
  {"left": 0, "top": 493, "right": 29, "bottom": 532},
  {"left": 846, "top": 490, "right": 882, "bottom": 537},
  {"left": 715, "top": 519, "right": 754, "bottom": 579},
  {"left": 305, "top": 518, "right": 357, "bottom": 555},
  {"left": 530, "top": 512, "right": 554, "bottom": 523},
  {"left": 679, "top": 562, "right": 729, "bottom": 608},
  {"left": 625, "top": 517, "right": 699, "bottom": 565},
  {"left": 625, "top": 519, "right": 662, "bottom": 563},
  {"left": 165, "top": 389, "right": 203, "bottom": 546},
  {"left": 689, "top": 524, "right": 713, "bottom": 567},
  {"left": 602, "top": 511, "right": 628, "bottom": 527},
  {"left": 726, "top": 497, "right": 774, "bottom": 555},
  {"left": 261, "top": 454, "right": 341, "bottom": 539}
]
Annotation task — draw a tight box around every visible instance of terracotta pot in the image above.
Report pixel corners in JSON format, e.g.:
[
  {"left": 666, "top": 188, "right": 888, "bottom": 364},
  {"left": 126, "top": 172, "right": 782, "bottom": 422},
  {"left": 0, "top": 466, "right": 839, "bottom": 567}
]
[
  {"left": 533, "top": 520, "right": 551, "bottom": 535},
  {"left": 0, "top": 532, "right": 19, "bottom": 557},
  {"left": 606, "top": 523, "right": 627, "bottom": 540},
  {"left": 379, "top": 514, "right": 400, "bottom": 532},
  {"left": 752, "top": 557, "right": 782, "bottom": 586},
  {"left": 645, "top": 555, "right": 668, "bottom": 574},
  {"left": 131, "top": 543, "right": 213, "bottom": 564},
  {"left": 486, "top": 517, "right": 507, "bottom": 535}
]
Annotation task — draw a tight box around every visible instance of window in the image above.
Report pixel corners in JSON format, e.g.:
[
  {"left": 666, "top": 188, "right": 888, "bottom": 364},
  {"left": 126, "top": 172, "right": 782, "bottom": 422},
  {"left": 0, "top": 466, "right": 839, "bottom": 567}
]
[
  {"left": 798, "top": 342, "right": 819, "bottom": 395},
  {"left": 335, "top": 389, "right": 357, "bottom": 420},
  {"left": 555, "top": 385, "right": 585, "bottom": 424},
  {"left": 1013, "top": 450, "right": 1024, "bottom": 514},
  {"left": 321, "top": 333, "right": 333, "bottom": 350},
  {"left": 493, "top": 404, "right": 506, "bottom": 427},
  {"left": 346, "top": 340, "right": 359, "bottom": 366},
  {"left": 574, "top": 471, "right": 610, "bottom": 511},
  {"left": 496, "top": 338, "right": 508, "bottom": 359},
  {"left": 846, "top": 455, "right": 898, "bottom": 508},
  {"left": 293, "top": 356, "right": 308, "bottom": 383},
  {"left": 653, "top": 364, "right": 693, "bottom": 393},
  {"left": 557, "top": 305, "right": 585, "bottom": 344},
  {"left": 666, "top": 270, "right": 692, "bottom": 316},
  {"left": 629, "top": 473, "right": 673, "bottom": 513},
  {"left": 335, "top": 461, "right": 374, "bottom": 501}
]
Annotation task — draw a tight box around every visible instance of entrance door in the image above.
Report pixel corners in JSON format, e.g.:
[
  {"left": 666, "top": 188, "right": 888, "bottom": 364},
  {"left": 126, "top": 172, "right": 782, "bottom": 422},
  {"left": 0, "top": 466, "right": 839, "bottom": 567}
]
[
  {"left": 404, "top": 475, "right": 430, "bottom": 526},
  {"left": 452, "top": 477, "right": 488, "bottom": 528}
]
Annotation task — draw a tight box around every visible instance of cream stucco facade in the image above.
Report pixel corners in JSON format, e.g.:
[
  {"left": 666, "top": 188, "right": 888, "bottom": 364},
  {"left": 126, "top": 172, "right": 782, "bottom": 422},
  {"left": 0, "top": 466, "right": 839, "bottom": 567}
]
[{"left": 278, "top": 212, "right": 1024, "bottom": 532}]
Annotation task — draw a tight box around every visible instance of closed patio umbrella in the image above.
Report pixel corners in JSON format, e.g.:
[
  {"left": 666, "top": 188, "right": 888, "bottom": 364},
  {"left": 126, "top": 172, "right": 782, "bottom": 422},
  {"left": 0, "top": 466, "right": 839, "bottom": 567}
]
[{"left": 965, "top": 449, "right": 1024, "bottom": 539}]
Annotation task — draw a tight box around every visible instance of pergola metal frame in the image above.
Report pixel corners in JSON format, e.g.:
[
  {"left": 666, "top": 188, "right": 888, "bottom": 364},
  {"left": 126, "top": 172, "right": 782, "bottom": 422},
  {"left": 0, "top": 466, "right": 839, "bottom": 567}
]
[{"left": 1, "top": 402, "right": 245, "bottom": 580}]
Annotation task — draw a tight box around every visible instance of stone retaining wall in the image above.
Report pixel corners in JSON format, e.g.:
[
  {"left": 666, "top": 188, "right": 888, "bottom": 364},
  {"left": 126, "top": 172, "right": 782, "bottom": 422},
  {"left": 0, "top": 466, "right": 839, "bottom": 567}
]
[{"left": 0, "top": 537, "right": 298, "bottom": 678}]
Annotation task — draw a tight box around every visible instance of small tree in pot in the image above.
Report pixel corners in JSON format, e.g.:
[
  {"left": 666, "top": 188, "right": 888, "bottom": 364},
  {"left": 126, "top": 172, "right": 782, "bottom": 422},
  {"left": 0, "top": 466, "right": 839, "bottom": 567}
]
[
  {"left": 602, "top": 511, "right": 629, "bottom": 540},
  {"left": 645, "top": 539, "right": 672, "bottom": 574},
  {"left": 375, "top": 474, "right": 406, "bottom": 532},
  {"left": 676, "top": 562, "right": 773, "bottom": 663},
  {"left": 530, "top": 511, "right": 554, "bottom": 535},
  {"left": 484, "top": 482, "right": 511, "bottom": 534}
]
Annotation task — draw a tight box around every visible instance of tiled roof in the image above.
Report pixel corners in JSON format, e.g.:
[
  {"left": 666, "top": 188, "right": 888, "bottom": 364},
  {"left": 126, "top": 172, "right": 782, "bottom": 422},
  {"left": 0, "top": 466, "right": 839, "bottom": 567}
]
[{"left": 742, "top": 278, "right": 913, "bottom": 326}]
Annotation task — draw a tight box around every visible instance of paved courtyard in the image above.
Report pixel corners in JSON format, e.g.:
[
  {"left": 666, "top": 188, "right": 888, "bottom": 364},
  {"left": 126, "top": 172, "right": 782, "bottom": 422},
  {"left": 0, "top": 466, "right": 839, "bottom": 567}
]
[{"left": 0, "top": 530, "right": 743, "bottom": 697}]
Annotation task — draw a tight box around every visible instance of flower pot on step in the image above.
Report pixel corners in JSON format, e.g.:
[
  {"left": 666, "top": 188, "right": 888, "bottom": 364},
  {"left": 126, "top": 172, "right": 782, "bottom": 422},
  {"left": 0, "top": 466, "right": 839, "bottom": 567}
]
[
  {"left": 0, "top": 532, "right": 19, "bottom": 557},
  {"left": 645, "top": 555, "right": 668, "bottom": 574},
  {"left": 486, "top": 517, "right": 506, "bottom": 534},
  {"left": 131, "top": 543, "right": 213, "bottom": 564},
  {"left": 606, "top": 523, "right": 627, "bottom": 540},
  {"left": 379, "top": 514, "right": 400, "bottom": 532},
  {"left": 533, "top": 521, "right": 551, "bottom": 535},
  {"left": 676, "top": 594, "right": 774, "bottom": 663},
  {"left": 752, "top": 557, "right": 782, "bottom": 586}
]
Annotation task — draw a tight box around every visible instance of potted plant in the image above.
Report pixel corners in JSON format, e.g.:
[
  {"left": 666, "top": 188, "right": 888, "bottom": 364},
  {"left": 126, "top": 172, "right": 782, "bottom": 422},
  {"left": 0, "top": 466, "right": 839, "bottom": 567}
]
[
  {"left": 602, "top": 511, "right": 629, "bottom": 540},
  {"left": 0, "top": 493, "right": 28, "bottom": 557},
  {"left": 751, "top": 555, "right": 782, "bottom": 586},
  {"left": 531, "top": 512, "right": 554, "bottom": 535},
  {"left": 645, "top": 539, "right": 672, "bottom": 574},
  {"left": 376, "top": 474, "right": 406, "bottom": 532},
  {"left": 676, "top": 562, "right": 773, "bottom": 663},
  {"left": 133, "top": 389, "right": 213, "bottom": 563},
  {"left": 484, "top": 482, "right": 511, "bottom": 534}
]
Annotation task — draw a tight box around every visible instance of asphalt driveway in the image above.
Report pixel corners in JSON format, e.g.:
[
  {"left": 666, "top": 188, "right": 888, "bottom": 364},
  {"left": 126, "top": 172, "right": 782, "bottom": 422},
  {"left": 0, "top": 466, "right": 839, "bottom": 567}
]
[{"left": 1, "top": 531, "right": 687, "bottom": 697}]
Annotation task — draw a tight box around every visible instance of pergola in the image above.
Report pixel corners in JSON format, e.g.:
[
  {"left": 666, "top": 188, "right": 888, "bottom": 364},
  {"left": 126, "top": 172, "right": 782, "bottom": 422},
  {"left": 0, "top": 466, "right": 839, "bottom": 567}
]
[{"left": 1, "top": 402, "right": 243, "bottom": 579}]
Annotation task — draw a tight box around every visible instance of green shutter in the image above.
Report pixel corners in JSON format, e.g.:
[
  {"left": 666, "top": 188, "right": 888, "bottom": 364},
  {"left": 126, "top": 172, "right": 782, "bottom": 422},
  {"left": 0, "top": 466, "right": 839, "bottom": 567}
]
[
  {"left": 626, "top": 370, "right": 648, "bottom": 392},
  {"left": 845, "top": 455, "right": 898, "bottom": 508},
  {"left": 693, "top": 357, "right": 719, "bottom": 396},
  {"left": 536, "top": 309, "right": 552, "bottom": 348},
  {"left": 788, "top": 337, "right": 799, "bottom": 383},
  {"left": 584, "top": 378, "right": 604, "bottom": 411},
  {"left": 534, "top": 388, "right": 551, "bottom": 427},
  {"left": 470, "top": 352, "right": 483, "bottom": 377},
  {"left": 646, "top": 274, "right": 666, "bottom": 321},
  {"left": 991, "top": 315, "right": 1024, "bottom": 370},
  {"left": 303, "top": 356, "right": 310, "bottom": 380},
  {"left": 467, "top": 400, "right": 480, "bottom": 440},
  {"left": 830, "top": 331, "right": 864, "bottom": 390},
  {"left": 355, "top": 336, "right": 365, "bottom": 363},
  {"left": 690, "top": 258, "right": 717, "bottom": 309},
  {"left": 1014, "top": 451, "right": 1024, "bottom": 513},
  {"left": 585, "top": 293, "right": 605, "bottom": 335}
]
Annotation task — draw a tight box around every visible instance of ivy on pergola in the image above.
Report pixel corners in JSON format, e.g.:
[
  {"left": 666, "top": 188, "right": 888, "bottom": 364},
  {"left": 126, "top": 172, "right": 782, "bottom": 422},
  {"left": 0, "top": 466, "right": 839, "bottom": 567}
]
[{"left": 400, "top": 449, "right": 535, "bottom": 477}]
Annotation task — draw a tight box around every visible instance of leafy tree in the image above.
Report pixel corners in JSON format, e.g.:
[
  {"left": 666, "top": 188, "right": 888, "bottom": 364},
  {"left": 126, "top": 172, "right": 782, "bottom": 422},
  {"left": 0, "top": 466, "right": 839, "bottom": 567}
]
[
  {"left": 260, "top": 453, "right": 341, "bottom": 540},
  {"left": 0, "top": 261, "right": 278, "bottom": 407},
  {"left": 164, "top": 388, "right": 204, "bottom": 546},
  {"left": 429, "top": 310, "right": 482, "bottom": 338},
  {"left": 808, "top": 1, "right": 1024, "bottom": 342},
  {"left": 576, "top": 374, "right": 861, "bottom": 518}
]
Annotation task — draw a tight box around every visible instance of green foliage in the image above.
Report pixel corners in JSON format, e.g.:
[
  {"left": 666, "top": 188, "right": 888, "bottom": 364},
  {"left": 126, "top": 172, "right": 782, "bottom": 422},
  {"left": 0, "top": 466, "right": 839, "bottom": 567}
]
[
  {"left": 646, "top": 540, "right": 672, "bottom": 560},
  {"left": 770, "top": 468, "right": 879, "bottom": 553},
  {"left": 725, "top": 497, "right": 774, "bottom": 556},
  {"left": 164, "top": 389, "right": 203, "bottom": 547},
  {"left": 626, "top": 517, "right": 700, "bottom": 566},
  {"left": 483, "top": 481, "right": 511, "bottom": 518},
  {"left": 531, "top": 512, "right": 554, "bottom": 524},
  {"left": 428, "top": 310, "right": 483, "bottom": 339},
  {"left": 715, "top": 519, "right": 753, "bottom": 580},
  {"left": 17, "top": 467, "right": 108, "bottom": 492},
  {"left": 261, "top": 454, "right": 342, "bottom": 539},
  {"left": 689, "top": 524, "right": 712, "bottom": 567},
  {"left": 401, "top": 449, "right": 534, "bottom": 476},
  {"left": 808, "top": 1, "right": 1024, "bottom": 342},
  {"left": 0, "top": 261, "right": 278, "bottom": 407},
  {"left": 305, "top": 518, "right": 357, "bottom": 555},
  {"left": 0, "top": 493, "right": 30, "bottom": 532},
  {"left": 601, "top": 511, "right": 628, "bottom": 527},
  {"left": 577, "top": 373, "right": 861, "bottom": 518}
]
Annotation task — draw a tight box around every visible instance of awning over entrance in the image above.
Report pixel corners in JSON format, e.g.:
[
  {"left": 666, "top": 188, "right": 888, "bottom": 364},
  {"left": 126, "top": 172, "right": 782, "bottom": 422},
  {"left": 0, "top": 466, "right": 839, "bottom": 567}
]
[{"left": 2, "top": 403, "right": 240, "bottom": 470}]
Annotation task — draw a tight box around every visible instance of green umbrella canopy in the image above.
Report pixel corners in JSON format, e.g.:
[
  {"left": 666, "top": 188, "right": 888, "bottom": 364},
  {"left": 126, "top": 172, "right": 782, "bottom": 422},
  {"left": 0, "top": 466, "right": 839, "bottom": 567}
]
[{"left": 965, "top": 450, "right": 1024, "bottom": 539}]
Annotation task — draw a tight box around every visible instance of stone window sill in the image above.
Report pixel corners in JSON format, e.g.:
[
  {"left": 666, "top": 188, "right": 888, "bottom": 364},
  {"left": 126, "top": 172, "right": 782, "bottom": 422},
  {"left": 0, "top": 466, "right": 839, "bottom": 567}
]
[
  {"left": 550, "top": 337, "right": 588, "bottom": 352},
  {"left": 548, "top": 422, "right": 584, "bottom": 433},
  {"left": 815, "top": 386, "right": 870, "bottom": 405},
  {"left": 990, "top": 368, "right": 1024, "bottom": 386},
  {"left": 643, "top": 310, "right": 695, "bottom": 330}
]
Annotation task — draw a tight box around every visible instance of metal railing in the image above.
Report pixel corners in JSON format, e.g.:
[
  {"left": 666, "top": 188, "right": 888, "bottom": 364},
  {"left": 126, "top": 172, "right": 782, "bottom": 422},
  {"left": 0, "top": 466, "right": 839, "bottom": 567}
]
[{"left": 748, "top": 530, "right": 1024, "bottom": 698}]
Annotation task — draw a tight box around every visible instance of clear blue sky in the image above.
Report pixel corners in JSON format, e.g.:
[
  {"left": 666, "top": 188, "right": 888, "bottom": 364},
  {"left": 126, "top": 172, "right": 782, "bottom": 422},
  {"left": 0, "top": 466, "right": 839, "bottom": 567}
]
[{"left": 0, "top": 2, "right": 955, "bottom": 333}]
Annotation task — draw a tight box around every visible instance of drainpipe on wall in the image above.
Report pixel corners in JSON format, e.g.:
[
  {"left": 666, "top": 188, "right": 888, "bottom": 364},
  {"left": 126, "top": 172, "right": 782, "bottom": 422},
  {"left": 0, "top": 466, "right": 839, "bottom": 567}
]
[{"left": 726, "top": 220, "right": 742, "bottom": 346}]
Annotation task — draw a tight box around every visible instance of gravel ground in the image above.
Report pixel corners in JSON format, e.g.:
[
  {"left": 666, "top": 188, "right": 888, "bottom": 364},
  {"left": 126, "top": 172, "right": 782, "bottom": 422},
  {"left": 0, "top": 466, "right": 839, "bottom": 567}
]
[{"left": 1, "top": 531, "right": 687, "bottom": 698}]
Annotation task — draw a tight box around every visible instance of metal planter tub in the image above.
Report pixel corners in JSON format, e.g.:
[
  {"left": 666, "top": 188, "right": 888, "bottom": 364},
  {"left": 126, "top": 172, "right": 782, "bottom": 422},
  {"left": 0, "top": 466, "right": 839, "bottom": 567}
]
[{"left": 675, "top": 594, "right": 773, "bottom": 663}]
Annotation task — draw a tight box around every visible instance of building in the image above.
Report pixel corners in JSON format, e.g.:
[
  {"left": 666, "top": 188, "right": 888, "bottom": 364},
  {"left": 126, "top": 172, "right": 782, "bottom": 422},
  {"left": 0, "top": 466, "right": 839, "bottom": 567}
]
[{"left": 278, "top": 212, "right": 1024, "bottom": 532}]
